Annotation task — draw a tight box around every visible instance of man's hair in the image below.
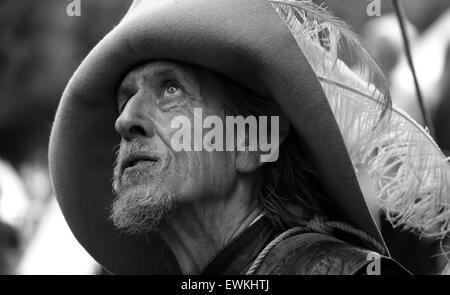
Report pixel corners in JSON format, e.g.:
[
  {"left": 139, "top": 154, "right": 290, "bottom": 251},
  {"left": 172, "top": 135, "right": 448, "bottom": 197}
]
[{"left": 189, "top": 63, "right": 328, "bottom": 231}]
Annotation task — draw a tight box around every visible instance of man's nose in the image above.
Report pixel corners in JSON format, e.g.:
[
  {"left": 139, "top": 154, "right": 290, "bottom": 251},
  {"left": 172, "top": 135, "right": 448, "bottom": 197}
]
[{"left": 115, "top": 95, "right": 155, "bottom": 141}]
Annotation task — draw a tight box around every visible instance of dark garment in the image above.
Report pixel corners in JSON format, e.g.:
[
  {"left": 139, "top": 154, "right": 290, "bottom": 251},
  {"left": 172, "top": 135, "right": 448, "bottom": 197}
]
[
  {"left": 202, "top": 216, "right": 280, "bottom": 275},
  {"left": 201, "top": 216, "right": 410, "bottom": 275}
]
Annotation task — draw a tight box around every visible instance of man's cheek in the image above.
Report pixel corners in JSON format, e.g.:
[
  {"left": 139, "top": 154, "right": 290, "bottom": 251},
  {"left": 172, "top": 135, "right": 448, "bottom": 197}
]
[
  {"left": 164, "top": 151, "right": 189, "bottom": 187},
  {"left": 175, "top": 151, "right": 204, "bottom": 195}
]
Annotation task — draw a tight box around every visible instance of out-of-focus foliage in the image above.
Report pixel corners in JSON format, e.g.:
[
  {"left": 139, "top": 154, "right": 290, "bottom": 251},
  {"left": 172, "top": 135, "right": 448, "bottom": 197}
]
[
  {"left": 0, "top": 0, "right": 129, "bottom": 167},
  {"left": 0, "top": 0, "right": 130, "bottom": 274}
]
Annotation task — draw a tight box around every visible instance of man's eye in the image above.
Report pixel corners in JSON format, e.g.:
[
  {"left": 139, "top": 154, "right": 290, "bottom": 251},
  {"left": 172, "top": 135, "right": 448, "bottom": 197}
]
[{"left": 162, "top": 82, "right": 183, "bottom": 99}]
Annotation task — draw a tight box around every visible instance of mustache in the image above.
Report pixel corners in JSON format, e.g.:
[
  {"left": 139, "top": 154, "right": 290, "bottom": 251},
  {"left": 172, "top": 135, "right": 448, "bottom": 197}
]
[{"left": 114, "top": 139, "right": 167, "bottom": 175}]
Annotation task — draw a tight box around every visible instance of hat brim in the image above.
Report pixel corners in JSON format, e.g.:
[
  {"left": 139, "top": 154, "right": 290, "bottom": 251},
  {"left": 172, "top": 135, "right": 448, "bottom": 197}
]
[{"left": 49, "top": 0, "right": 385, "bottom": 274}]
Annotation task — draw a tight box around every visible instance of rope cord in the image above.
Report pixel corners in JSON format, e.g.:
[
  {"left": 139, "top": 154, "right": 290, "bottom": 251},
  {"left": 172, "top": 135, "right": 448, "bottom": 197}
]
[{"left": 245, "top": 215, "right": 386, "bottom": 275}]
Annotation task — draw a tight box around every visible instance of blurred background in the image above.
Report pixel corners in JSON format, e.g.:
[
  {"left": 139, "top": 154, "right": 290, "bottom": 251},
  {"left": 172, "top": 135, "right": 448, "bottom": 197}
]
[{"left": 0, "top": 0, "right": 449, "bottom": 274}]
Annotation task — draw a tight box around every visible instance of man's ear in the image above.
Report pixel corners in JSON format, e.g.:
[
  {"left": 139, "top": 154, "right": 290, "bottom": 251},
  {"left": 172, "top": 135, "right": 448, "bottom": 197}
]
[{"left": 236, "top": 113, "right": 290, "bottom": 174}]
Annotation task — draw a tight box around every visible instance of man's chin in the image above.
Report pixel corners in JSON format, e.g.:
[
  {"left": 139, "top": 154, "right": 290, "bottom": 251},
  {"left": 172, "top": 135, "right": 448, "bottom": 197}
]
[{"left": 110, "top": 185, "right": 176, "bottom": 235}]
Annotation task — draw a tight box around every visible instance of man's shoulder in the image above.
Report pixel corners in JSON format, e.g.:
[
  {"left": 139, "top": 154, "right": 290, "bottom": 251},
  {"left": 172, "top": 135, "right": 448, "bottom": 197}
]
[{"left": 254, "top": 232, "right": 410, "bottom": 275}]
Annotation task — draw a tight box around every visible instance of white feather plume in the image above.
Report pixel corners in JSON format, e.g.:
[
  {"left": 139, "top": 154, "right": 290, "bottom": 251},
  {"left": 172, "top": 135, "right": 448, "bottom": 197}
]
[{"left": 271, "top": 0, "right": 450, "bottom": 239}]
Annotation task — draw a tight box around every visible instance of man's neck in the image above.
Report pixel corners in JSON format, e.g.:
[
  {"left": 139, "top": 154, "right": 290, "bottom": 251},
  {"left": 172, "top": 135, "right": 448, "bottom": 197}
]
[{"left": 157, "top": 182, "right": 261, "bottom": 275}]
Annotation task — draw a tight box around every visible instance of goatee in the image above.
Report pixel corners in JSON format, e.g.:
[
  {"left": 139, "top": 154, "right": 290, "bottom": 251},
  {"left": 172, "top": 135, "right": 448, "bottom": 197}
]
[{"left": 110, "top": 139, "right": 175, "bottom": 234}]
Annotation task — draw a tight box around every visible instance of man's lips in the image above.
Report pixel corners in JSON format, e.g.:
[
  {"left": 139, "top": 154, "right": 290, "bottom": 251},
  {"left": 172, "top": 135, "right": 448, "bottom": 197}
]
[{"left": 122, "top": 155, "right": 159, "bottom": 171}]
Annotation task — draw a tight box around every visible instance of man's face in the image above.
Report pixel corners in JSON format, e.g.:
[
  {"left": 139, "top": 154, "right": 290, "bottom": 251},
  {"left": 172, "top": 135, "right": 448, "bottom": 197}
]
[{"left": 112, "top": 61, "right": 237, "bottom": 234}]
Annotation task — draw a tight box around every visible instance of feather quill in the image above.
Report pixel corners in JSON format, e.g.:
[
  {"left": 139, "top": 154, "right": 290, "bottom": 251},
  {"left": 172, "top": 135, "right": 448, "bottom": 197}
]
[{"left": 270, "top": 0, "right": 450, "bottom": 239}]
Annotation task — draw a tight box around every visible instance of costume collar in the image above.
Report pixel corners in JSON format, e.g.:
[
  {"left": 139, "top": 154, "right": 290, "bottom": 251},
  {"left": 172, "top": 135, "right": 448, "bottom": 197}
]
[{"left": 201, "top": 216, "right": 278, "bottom": 275}]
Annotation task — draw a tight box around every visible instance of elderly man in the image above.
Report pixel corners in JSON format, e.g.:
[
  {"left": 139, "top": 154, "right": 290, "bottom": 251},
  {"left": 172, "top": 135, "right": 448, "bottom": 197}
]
[
  {"left": 112, "top": 60, "right": 285, "bottom": 273},
  {"left": 49, "top": 0, "right": 450, "bottom": 275}
]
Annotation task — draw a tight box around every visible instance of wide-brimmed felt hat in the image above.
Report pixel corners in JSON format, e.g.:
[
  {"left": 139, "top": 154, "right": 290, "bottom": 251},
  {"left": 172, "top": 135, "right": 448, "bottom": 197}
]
[{"left": 49, "top": 0, "right": 450, "bottom": 274}]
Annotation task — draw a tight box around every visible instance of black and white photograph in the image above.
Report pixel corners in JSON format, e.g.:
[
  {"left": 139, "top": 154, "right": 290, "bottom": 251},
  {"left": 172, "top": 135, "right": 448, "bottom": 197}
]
[{"left": 0, "top": 0, "right": 449, "bottom": 283}]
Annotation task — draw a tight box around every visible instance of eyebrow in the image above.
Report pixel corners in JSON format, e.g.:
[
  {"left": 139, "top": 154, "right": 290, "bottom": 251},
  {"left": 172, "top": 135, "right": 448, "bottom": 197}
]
[
  {"left": 117, "top": 67, "right": 180, "bottom": 96},
  {"left": 141, "top": 64, "right": 200, "bottom": 94},
  {"left": 117, "top": 63, "right": 201, "bottom": 103}
]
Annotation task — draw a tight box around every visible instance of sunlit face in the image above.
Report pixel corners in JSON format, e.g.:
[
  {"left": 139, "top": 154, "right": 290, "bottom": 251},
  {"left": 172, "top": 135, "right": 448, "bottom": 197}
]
[{"left": 111, "top": 61, "right": 237, "bottom": 234}]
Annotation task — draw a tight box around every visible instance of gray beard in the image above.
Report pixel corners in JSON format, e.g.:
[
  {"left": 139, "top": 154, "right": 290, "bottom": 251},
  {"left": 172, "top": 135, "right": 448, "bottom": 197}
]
[
  {"left": 110, "top": 181, "right": 176, "bottom": 235},
  {"left": 111, "top": 154, "right": 176, "bottom": 235}
]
